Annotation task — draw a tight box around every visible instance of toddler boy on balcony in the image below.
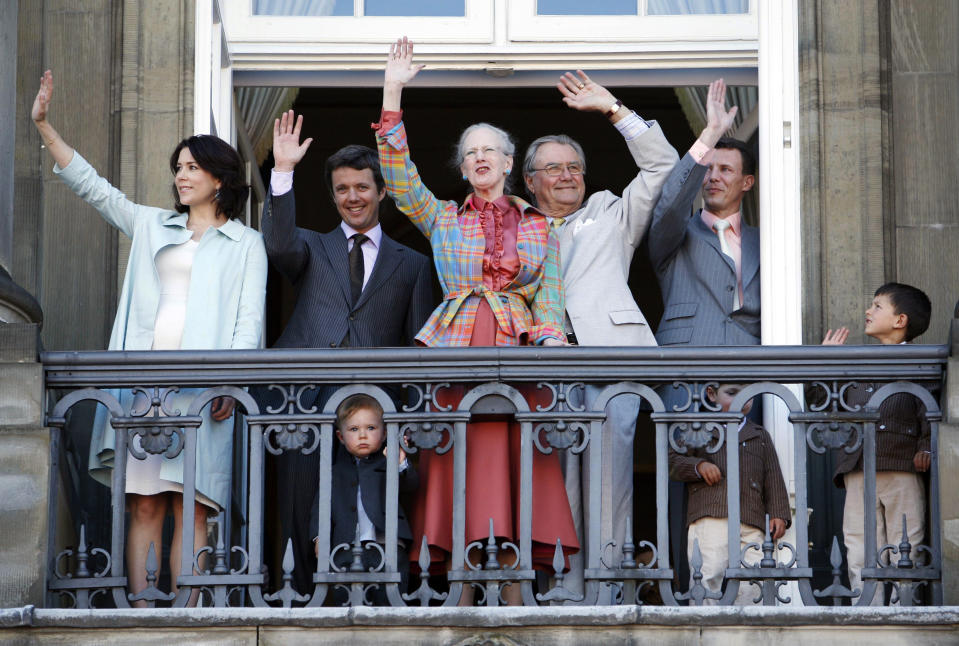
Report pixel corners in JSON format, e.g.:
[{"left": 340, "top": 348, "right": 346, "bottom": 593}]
[
  {"left": 822, "top": 282, "right": 932, "bottom": 605},
  {"left": 310, "top": 393, "right": 418, "bottom": 606},
  {"left": 668, "top": 384, "right": 791, "bottom": 604}
]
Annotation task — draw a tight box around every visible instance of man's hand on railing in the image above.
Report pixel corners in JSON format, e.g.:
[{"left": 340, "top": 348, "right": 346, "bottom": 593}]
[
  {"left": 211, "top": 396, "right": 236, "bottom": 421},
  {"left": 822, "top": 327, "right": 849, "bottom": 345},
  {"left": 695, "top": 460, "right": 723, "bottom": 486}
]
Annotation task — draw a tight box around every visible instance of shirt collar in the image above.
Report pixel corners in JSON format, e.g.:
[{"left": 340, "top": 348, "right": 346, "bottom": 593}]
[
  {"left": 161, "top": 211, "right": 245, "bottom": 241},
  {"left": 701, "top": 209, "right": 742, "bottom": 237},
  {"left": 340, "top": 221, "right": 382, "bottom": 249}
]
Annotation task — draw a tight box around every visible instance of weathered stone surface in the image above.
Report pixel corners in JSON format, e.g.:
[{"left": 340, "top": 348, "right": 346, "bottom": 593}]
[
  {"left": 0, "top": 607, "right": 957, "bottom": 645},
  {"left": 0, "top": 431, "right": 49, "bottom": 607}
]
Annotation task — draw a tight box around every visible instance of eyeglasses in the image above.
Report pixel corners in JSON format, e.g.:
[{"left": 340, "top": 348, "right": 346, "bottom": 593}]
[{"left": 530, "top": 162, "right": 584, "bottom": 177}]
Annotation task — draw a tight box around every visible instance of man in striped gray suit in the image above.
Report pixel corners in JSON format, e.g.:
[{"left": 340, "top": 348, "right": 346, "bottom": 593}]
[
  {"left": 648, "top": 79, "right": 758, "bottom": 349},
  {"left": 261, "top": 111, "right": 433, "bottom": 594},
  {"left": 647, "top": 80, "right": 758, "bottom": 594}
]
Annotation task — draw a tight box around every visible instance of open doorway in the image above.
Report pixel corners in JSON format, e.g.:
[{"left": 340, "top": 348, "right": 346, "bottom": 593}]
[{"left": 257, "top": 84, "right": 704, "bottom": 346}]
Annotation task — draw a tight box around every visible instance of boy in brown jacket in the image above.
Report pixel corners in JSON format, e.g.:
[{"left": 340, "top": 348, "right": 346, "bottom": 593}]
[
  {"left": 669, "top": 384, "right": 791, "bottom": 604},
  {"left": 822, "top": 282, "right": 932, "bottom": 605}
]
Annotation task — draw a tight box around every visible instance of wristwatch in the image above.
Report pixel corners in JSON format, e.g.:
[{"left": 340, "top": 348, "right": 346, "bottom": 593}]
[{"left": 605, "top": 99, "right": 624, "bottom": 118}]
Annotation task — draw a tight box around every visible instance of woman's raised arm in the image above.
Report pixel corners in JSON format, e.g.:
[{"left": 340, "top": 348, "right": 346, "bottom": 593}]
[
  {"left": 32, "top": 70, "right": 76, "bottom": 169},
  {"left": 382, "top": 36, "right": 425, "bottom": 112}
]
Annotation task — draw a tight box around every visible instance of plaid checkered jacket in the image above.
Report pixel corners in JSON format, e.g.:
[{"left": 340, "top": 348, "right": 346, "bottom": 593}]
[{"left": 376, "top": 121, "right": 565, "bottom": 347}]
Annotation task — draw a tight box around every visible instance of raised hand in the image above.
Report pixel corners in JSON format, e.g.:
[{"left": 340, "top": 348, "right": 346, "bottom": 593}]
[
  {"left": 32, "top": 69, "right": 54, "bottom": 123},
  {"left": 385, "top": 36, "right": 425, "bottom": 88},
  {"left": 272, "top": 110, "right": 313, "bottom": 172},
  {"left": 821, "top": 327, "right": 849, "bottom": 345},
  {"left": 701, "top": 78, "right": 738, "bottom": 146},
  {"left": 556, "top": 70, "right": 616, "bottom": 114}
]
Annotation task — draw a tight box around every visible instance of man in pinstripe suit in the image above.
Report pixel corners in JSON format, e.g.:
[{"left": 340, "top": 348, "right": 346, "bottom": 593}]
[
  {"left": 261, "top": 111, "right": 433, "bottom": 594},
  {"left": 647, "top": 80, "right": 758, "bottom": 594},
  {"left": 647, "top": 79, "right": 758, "bottom": 349}
]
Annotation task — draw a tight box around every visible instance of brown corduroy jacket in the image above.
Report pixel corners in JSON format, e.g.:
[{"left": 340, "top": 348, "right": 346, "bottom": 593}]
[
  {"left": 669, "top": 420, "right": 791, "bottom": 532},
  {"left": 832, "top": 382, "right": 931, "bottom": 488}
]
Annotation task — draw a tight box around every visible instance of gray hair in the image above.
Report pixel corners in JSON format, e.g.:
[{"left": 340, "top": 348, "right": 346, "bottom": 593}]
[
  {"left": 522, "top": 134, "right": 588, "bottom": 202},
  {"left": 452, "top": 122, "right": 517, "bottom": 194}
]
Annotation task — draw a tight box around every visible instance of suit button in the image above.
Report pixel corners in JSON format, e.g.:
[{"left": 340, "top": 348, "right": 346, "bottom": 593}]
[
  {"left": 727, "top": 285, "right": 734, "bottom": 291},
  {"left": 329, "top": 342, "right": 336, "bottom": 347},
  {"left": 349, "top": 314, "right": 355, "bottom": 321}
]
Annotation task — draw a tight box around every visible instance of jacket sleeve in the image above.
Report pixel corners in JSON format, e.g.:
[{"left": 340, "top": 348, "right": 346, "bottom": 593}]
[
  {"left": 405, "top": 253, "right": 435, "bottom": 345},
  {"left": 376, "top": 121, "right": 453, "bottom": 240},
  {"left": 231, "top": 233, "right": 268, "bottom": 349},
  {"left": 261, "top": 188, "right": 310, "bottom": 284},
  {"left": 617, "top": 121, "right": 680, "bottom": 248},
  {"left": 53, "top": 150, "right": 163, "bottom": 239},
  {"left": 527, "top": 230, "right": 566, "bottom": 343},
  {"left": 668, "top": 445, "right": 709, "bottom": 482},
  {"left": 647, "top": 153, "right": 708, "bottom": 275},
  {"left": 761, "top": 429, "right": 792, "bottom": 527},
  {"left": 917, "top": 400, "right": 931, "bottom": 454}
]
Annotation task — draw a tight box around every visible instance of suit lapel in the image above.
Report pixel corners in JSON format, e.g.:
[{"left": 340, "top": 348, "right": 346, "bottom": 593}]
[
  {"left": 319, "top": 228, "right": 352, "bottom": 306},
  {"left": 354, "top": 234, "right": 402, "bottom": 310},
  {"left": 741, "top": 225, "right": 760, "bottom": 288},
  {"left": 692, "top": 213, "right": 736, "bottom": 274}
]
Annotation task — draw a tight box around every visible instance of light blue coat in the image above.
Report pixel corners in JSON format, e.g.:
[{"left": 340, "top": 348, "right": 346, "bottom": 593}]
[{"left": 55, "top": 152, "right": 267, "bottom": 508}]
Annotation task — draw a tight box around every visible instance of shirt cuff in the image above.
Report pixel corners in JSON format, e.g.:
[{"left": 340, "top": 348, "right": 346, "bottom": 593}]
[
  {"left": 689, "top": 139, "right": 713, "bottom": 166},
  {"left": 399, "top": 458, "right": 409, "bottom": 472},
  {"left": 270, "top": 169, "right": 293, "bottom": 196},
  {"left": 372, "top": 109, "right": 403, "bottom": 136},
  {"left": 613, "top": 110, "right": 650, "bottom": 140}
]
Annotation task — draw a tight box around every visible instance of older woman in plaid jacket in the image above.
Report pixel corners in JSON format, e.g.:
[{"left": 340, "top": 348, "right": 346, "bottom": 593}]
[{"left": 373, "top": 37, "right": 578, "bottom": 605}]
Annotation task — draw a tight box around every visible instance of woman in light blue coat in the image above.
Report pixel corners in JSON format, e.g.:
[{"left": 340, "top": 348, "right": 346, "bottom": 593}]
[{"left": 33, "top": 71, "right": 267, "bottom": 605}]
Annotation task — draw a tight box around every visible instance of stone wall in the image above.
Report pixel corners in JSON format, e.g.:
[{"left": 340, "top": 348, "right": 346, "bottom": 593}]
[
  {"left": 13, "top": 0, "right": 194, "bottom": 352},
  {"left": 801, "top": 0, "right": 959, "bottom": 345},
  {"left": 0, "top": 325, "right": 47, "bottom": 607}
]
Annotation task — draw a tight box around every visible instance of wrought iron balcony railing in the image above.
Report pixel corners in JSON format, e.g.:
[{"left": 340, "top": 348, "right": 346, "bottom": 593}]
[{"left": 41, "top": 345, "right": 947, "bottom": 609}]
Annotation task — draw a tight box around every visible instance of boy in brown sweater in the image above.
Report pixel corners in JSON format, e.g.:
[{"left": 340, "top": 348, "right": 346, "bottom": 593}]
[
  {"left": 822, "top": 282, "right": 932, "bottom": 605},
  {"left": 669, "top": 384, "right": 791, "bottom": 604}
]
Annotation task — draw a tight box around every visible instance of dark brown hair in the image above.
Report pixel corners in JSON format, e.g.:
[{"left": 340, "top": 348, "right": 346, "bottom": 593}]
[{"left": 170, "top": 135, "right": 249, "bottom": 220}]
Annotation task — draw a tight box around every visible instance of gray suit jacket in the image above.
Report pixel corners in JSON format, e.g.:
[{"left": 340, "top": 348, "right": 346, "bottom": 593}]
[
  {"left": 261, "top": 189, "right": 433, "bottom": 349},
  {"left": 648, "top": 152, "right": 760, "bottom": 346},
  {"left": 558, "top": 121, "right": 679, "bottom": 347}
]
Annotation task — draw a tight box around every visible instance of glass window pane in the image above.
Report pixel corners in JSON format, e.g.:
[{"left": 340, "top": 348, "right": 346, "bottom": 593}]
[
  {"left": 647, "top": 0, "right": 749, "bottom": 15},
  {"left": 537, "top": 0, "right": 637, "bottom": 15},
  {"left": 364, "top": 0, "right": 465, "bottom": 16},
  {"left": 253, "top": 0, "right": 353, "bottom": 16}
]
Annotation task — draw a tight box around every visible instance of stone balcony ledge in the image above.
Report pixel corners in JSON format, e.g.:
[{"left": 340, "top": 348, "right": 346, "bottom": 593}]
[{"left": 3, "top": 605, "right": 958, "bottom": 628}]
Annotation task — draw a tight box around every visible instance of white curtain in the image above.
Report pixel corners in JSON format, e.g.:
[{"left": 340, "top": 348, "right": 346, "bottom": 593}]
[
  {"left": 252, "top": 0, "right": 338, "bottom": 16},
  {"left": 647, "top": 0, "right": 748, "bottom": 14},
  {"left": 235, "top": 87, "right": 300, "bottom": 165}
]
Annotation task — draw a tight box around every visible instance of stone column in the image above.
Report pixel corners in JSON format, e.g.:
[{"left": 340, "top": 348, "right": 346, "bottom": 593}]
[{"left": 0, "top": 324, "right": 47, "bottom": 607}]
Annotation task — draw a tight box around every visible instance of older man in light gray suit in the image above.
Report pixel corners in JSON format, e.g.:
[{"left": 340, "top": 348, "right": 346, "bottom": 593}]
[{"left": 523, "top": 70, "right": 678, "bottom": 597}]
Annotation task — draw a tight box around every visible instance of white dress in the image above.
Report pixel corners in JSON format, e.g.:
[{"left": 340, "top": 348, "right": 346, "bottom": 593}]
[{"left": 125, "top": 239, "right": 216, "bottom": 509}]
